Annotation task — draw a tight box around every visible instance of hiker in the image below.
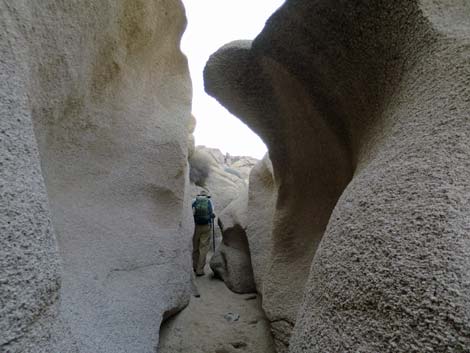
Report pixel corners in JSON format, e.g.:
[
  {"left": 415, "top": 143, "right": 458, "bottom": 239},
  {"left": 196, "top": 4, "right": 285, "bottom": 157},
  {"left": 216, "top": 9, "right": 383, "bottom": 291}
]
[{"left": 192, "top": 190, "right": 215, "bottom": 276}]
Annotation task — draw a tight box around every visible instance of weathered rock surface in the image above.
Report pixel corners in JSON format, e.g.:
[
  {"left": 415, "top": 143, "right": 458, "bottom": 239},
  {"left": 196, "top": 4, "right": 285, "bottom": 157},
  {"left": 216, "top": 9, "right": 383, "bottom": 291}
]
[
  {"left": 188, "top": 115, "right": 197, "bottom": 158},
  {"left": 2, "top": 1, "right": 193, "bottom": 352},
  {"left": 245, "top": 155, "right": 276, "bottom": 294},
  {"left": 205, "top": 1, "right": 470, "bottom": 352},
  {"left": 191, "top": 146, "right": 256, "bottom": 211},
  {"left": 206, "top": 39, "right": 341, "bottom": 351},
  {"left": 210, "top": 189, "right": 256, "bottom": 294},
  {"left": 189, "top": 145, "right": 257, "bottom": 246},
  {"left": 1, "top": 5, "right": 76, "bottom": 350},
  {"left": 226, "top": 155, "right": 259, "bottom": 181}
]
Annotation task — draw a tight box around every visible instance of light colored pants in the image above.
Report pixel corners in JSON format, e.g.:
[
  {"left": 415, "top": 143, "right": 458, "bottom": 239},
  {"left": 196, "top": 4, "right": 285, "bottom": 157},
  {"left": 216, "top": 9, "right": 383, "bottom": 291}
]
[{"left": 192, "top": 224, "right": 211, "bottom": 275}]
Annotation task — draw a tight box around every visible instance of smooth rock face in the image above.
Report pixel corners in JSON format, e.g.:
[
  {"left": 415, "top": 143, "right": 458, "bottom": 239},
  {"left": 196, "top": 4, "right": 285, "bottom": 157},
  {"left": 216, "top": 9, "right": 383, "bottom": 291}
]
[
  {"left": 2, "top": 1, "right": 193, "bottom": 352},
  {"left": 245, "top": 155, "right": 276, "bottom": 294},
  {"left": 210, "top": 189, "right": 256, "bottom": 294},
  {"left": 205, "top": 1, "right": 470, "bottom": 352}
]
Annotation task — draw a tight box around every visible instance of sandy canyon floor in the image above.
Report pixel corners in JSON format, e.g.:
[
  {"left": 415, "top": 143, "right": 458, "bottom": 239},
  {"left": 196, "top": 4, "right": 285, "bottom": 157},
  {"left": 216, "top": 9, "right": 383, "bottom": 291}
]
[{"left": 158, "top": 266, "right": 274, "bottom": 353}]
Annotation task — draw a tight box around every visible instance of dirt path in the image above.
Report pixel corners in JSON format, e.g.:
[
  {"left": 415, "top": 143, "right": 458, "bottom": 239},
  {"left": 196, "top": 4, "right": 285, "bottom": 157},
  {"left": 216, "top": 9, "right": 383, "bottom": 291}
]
[{"left": 158, "top": 267, "right": 275, "bottom": 353}]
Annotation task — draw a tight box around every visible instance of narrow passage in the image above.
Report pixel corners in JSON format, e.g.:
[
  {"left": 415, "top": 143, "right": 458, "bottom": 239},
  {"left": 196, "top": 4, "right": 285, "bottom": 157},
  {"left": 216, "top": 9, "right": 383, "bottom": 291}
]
[{"left": 158, "top": 266, "right": 275, "bottom": 353}]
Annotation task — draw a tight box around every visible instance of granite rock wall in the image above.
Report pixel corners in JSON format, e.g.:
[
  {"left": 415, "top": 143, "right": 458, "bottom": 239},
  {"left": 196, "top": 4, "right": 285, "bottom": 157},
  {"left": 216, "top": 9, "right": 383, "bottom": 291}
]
[
  {"left": 205, "top": 1, "right": 470, "bottom": 351},
  {"left": 1, "top": 1, "right": 193, "bottom": 352}
]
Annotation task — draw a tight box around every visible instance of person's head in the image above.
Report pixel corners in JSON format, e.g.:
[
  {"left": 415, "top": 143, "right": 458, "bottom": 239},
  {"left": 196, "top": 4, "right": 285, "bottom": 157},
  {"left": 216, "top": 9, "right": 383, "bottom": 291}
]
[{"left": 198, "top": 190, "right": 210, "bottom": 198}]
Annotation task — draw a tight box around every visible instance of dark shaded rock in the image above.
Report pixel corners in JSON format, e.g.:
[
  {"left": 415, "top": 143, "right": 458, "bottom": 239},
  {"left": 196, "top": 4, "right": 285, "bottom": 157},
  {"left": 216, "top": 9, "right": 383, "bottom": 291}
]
[{"left": 205, "top": 1, "right": 470, "bottom": 351}]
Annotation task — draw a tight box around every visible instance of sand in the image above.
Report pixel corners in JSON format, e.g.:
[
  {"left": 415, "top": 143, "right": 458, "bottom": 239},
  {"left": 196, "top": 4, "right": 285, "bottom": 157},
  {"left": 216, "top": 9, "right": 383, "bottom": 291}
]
[{"left": 158, "top": 267, "right": 275, "bottom": 353}]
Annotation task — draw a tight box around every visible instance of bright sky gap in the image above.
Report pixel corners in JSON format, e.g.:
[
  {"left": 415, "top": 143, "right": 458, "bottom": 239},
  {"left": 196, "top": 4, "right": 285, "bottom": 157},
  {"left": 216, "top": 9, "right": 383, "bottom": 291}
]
[{"left": 181, "top": 0, "right": 285, "bottom": 159}]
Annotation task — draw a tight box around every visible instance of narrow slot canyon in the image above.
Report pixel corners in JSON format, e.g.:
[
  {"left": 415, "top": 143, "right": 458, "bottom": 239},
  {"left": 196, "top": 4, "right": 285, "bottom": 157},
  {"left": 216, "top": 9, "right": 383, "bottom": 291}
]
[
  {"left": 1, "top": 1, "right": 469, "bottom": 353},
  {"left": 155, "top": 145, "right": 276, "bottom": 353}
]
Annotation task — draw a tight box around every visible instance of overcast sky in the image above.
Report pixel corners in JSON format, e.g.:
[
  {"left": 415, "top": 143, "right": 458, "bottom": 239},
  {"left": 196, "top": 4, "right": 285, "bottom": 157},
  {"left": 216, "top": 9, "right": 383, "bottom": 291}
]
[{"left": 181, "top": 0, "right": 285, "bottom": 159}]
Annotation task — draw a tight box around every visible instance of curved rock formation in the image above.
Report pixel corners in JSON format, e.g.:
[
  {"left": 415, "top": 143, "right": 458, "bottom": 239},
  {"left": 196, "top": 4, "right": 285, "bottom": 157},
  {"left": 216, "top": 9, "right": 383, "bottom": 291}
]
[
  {"left": 2, "top": 1, "right": 192, "bottom": 352},
  {"left": 210, "top": 189, "right": 256, "bottom": 294},
  {"left": 205, "top": 38, "right": 352, "bottom": 352},
  {"left": 205, "top": 1, "right": 470, "bottom": 352}
]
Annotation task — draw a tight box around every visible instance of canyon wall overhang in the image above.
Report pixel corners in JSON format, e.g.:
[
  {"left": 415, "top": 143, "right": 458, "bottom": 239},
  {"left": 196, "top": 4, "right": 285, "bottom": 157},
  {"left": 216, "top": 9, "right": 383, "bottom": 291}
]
[{"left": 204, "top": 0, "right": 470, "bottom": 351}]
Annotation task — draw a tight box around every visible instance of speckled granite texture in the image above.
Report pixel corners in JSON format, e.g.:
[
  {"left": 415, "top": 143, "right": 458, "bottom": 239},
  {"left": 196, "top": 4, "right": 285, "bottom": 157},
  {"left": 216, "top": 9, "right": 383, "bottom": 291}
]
[{"left": 204, "top": 1, "right": 470, "bottom": 351}]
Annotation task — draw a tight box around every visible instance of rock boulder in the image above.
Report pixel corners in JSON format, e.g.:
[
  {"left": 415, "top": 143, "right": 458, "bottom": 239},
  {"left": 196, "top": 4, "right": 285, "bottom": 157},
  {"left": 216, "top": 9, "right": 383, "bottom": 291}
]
[
  {"left": 190, "top": 145, "right": 256, "bottom": 211},
  {"left": 245, "top": 154, "right": 276, "bottom": 294},
  {"left": 210, "top": 189, "right": 256, "bottom": 294},
  {"left": 189, "top": 145, "right": 257, "bottom": 246}
]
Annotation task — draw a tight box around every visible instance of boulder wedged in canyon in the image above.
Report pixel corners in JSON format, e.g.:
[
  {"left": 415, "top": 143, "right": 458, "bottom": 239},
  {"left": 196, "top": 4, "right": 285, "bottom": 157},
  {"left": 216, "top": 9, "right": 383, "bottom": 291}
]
[
  {"left": 205, "top": 1, "right": 470, "bottom": 352},
  {"left": 210, "top": 189, "right": 256, "bottom": 294},
  {"left": 2, "top": 1, "right": 193, "bottom": 352}
]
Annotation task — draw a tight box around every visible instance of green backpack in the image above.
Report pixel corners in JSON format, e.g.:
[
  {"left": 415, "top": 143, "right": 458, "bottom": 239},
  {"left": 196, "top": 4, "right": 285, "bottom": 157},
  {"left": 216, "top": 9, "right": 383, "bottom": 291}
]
[{"left": 194, "top": 196, "right": 211, "bottom": 224}]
